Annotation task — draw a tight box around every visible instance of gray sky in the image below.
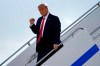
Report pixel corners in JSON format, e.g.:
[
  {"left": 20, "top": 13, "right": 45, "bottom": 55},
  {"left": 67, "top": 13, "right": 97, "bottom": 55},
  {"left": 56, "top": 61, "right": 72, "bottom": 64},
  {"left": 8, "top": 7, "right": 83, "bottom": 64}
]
[{"left": 0, "top": 0, "right": 100, "bottom": 65}]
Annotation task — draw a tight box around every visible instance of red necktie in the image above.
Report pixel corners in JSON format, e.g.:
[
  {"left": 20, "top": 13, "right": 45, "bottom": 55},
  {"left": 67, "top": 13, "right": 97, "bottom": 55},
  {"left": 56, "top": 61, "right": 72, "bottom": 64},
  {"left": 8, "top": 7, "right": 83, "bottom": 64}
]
[{"left": 37, "top": 17, "right": 45, "bottom": 43}]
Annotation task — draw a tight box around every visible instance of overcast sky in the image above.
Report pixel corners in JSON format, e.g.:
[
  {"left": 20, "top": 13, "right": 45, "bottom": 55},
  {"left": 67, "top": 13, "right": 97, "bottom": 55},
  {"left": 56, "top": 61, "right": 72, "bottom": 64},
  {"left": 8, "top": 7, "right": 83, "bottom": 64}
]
[{"left": 0, "top": 0, "right": 100, "bottom": 65}]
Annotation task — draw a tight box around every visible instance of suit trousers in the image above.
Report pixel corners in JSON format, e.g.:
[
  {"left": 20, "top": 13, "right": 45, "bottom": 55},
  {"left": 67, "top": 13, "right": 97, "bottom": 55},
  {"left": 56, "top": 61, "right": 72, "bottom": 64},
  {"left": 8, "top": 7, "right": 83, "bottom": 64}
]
[{"left": 36, "top": 44, "right": 63, "bottom": 66}]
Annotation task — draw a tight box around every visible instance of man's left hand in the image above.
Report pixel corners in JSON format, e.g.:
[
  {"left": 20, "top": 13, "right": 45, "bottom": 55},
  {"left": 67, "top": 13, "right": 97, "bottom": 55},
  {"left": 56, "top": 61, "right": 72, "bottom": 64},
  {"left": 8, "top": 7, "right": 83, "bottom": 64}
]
[{"left": 53, "top": 44, "right": 59, "bottom": 50}]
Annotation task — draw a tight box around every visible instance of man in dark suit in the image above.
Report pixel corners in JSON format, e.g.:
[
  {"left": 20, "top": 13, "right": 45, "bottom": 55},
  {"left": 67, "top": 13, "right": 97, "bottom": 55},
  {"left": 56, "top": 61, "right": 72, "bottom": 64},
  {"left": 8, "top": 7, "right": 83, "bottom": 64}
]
[{"left": 29, "top": 3, "right": 61, "bottom": 65}]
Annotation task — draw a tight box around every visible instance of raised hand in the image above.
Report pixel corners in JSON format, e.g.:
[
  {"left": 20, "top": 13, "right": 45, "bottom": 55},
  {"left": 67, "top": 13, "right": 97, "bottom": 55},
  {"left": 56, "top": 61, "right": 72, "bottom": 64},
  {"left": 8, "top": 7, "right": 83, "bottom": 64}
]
[{"left": 29, "top": 18, "right": 35, "bottom": 26}]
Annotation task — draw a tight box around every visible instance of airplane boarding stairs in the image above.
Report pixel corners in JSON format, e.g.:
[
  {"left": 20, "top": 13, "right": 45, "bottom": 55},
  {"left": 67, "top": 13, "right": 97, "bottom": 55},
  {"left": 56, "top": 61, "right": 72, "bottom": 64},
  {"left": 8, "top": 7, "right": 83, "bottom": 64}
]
[{"left": 0, "top": 1, "right": 100, "bottom": 66}]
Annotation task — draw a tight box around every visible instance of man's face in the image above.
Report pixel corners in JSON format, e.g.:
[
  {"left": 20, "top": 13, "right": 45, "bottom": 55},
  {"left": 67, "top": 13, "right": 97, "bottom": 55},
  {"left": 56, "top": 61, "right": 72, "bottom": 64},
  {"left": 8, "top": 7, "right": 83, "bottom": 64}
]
[{"left": 38, "top": 5, "right": 48, "bottom": 17}]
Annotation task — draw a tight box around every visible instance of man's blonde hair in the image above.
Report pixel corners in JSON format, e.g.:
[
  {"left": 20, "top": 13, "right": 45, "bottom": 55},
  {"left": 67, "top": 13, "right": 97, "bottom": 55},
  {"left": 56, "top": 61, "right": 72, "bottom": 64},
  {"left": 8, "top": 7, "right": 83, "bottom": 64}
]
[{"left": 38, "top": 3, "right": 48, "bottom": 8}]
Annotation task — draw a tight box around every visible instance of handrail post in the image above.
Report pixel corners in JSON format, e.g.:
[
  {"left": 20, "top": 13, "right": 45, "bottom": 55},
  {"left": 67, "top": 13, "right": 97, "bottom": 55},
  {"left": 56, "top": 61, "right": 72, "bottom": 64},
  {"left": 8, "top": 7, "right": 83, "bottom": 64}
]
[{"left": 98, "top": 1, "right": 100, "bottom": 6}]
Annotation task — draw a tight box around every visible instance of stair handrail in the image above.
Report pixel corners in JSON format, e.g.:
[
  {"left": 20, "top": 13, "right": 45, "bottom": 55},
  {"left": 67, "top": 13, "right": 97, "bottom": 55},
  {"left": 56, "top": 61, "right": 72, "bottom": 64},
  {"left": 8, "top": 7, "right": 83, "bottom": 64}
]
[
  {"left": 35, "top": 28, "right": 84, "bottom": 66},
  {"left": 0, "top": 36, "right": 36, "bottom": 66},
  {"left": 61, "top": 1, "right": 100, "bottom": 37}
]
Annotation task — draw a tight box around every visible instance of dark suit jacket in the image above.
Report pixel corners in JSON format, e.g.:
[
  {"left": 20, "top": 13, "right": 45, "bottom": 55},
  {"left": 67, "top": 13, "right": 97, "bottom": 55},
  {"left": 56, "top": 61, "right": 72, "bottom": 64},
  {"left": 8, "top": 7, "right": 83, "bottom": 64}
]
[{"left": 30, "top": 13, "right": 61, "bottom": 52}]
